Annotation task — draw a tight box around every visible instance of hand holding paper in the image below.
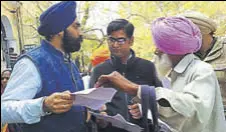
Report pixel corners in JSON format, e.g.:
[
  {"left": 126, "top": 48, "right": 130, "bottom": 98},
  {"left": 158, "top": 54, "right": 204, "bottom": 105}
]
[{"left": 71, "top": 88, "right": 116, "bottom": 110}]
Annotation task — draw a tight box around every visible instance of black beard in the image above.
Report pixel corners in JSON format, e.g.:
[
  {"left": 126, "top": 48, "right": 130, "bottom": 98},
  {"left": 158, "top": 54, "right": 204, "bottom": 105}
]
[{"left": 62, "top": 30, "right": 83, "bottom": 53}]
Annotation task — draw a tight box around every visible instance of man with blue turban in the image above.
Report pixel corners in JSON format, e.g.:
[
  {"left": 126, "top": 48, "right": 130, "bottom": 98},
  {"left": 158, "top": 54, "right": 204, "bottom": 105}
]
[
  {"left": 94, "top": 16, "right": 226, "bottom": 132},
  {"left": 2, "top": 1, "right": 90, "bottom": 132}
]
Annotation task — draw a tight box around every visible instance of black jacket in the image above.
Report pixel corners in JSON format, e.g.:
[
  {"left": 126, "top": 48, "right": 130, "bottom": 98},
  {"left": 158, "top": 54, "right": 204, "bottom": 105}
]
[{"left": 90, "top": 49, "right": 162, "bottom": 132}]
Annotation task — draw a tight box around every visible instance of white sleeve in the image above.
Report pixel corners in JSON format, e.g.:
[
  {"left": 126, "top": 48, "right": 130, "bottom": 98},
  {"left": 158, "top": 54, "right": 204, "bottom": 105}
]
[
  {"left": 156, "top": 65, "right": 217, "bottom": 123},
  {"left": 1, "top": 57, "right": 46, "bottom": 124}
]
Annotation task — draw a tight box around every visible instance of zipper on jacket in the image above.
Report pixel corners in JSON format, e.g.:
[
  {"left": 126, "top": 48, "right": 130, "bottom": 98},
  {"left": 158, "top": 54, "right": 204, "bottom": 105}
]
[
  {"left": 122, "top": 64, "right": 130, "bottom": 122},
  {"left": 69, "top": 62, "right": 78, "bottom": 91},
  {"left": 65, "top": 54, "right": 78, "bottom": 91}
]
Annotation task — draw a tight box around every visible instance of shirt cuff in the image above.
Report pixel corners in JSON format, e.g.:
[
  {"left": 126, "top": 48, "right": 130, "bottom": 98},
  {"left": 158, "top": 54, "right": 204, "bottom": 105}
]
[
  {"left": 40, "top": 97, "right": 52, "bottom": 116},
  {"left": 137, "top": 85, "right": 142, "bottom": 99}
]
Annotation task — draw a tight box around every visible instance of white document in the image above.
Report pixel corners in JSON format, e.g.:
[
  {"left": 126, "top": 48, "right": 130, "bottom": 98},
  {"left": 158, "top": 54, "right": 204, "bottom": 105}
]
[
  {"left": 161, "top": 77, "right": 171, "bottom": 89},
  {"left": 91, "top": 112, "right": 143, "bottom": 132},
  {"left": 71, "top": 88, "right": 116, "bottom": 110}
]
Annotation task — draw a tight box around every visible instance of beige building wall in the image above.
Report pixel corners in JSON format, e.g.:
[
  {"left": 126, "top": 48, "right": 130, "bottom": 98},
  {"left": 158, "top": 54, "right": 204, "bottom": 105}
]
[{"left": 1, "top": 1, "right": 21, "bottom": 72}]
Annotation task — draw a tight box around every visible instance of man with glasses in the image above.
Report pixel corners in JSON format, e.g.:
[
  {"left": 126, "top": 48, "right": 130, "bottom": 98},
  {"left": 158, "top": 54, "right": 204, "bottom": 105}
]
[
  {"left": 90, "top": 19, "right": 162, "bottom": 132},
  {"left": 94, "top": 16, "right": 225, "bottom": 132}
]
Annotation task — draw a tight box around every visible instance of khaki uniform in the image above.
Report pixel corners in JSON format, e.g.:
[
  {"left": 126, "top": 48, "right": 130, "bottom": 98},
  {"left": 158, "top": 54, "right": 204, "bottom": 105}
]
[
  {"left": 203, "top": 36, "right": 226, "bottom": 115},
  {"left": 182, "top": 11, "right": 226, "bottom": 116}
]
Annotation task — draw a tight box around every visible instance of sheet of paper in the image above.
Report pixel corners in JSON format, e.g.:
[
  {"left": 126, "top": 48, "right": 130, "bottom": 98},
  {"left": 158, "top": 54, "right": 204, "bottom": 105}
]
[
  {"left": 91, "top": 112, "right": 143, "bottom": 132},
  {"left": 161, "top": 77, "right": 171, "bottom": 89},
  {"left": 71, "top": 88, "right": 117, "bottom": 110}
]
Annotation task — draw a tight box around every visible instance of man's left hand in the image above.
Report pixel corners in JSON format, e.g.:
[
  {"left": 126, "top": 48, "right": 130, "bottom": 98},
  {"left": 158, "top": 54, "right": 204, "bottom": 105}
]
[{"left": 128, "top": 103, "right": 142, "bottom": 119}]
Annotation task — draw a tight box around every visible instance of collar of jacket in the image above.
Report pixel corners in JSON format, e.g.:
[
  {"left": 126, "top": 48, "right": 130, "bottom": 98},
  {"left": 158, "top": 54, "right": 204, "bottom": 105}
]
[
  {"left": 195, "top": 37, "right": 217, "bottom": 60},
  {"left": 110, "top": 49, "right": 137, "bottom": 73},
  {"left": 173, "top": 54, "right": 198, "bottom": 74},
  {"left": 42, "top": 40, "right": 72, "bottom": 63},
  {"left": 204, "top": 36, "right": 225, "bottom": 62}
]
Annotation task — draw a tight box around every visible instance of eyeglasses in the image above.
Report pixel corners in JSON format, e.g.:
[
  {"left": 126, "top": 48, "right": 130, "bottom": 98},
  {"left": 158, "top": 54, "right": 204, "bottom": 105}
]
[
  {"left": 1, "top": 77, "right": 9, "bottom": 80},
  {"left": 107, "top": 36, "right": 128, "bottom": 45},
  {"left": 154, "top": 48, "right": 164, "bottom": 56}
]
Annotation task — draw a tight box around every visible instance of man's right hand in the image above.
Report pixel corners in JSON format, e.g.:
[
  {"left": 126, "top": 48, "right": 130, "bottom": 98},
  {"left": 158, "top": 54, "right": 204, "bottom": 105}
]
[
  {"left": 43, "top": 90, "right": 73, "bottom": 114},
  {"left": 95, "top": 71, "right": 139, "bottom": 95}
]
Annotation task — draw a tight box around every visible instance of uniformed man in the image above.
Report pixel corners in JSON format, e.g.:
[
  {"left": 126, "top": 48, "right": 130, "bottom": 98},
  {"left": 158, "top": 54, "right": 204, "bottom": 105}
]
[{"left": 182, "top": 12, "right": 226, "bottom": 118}]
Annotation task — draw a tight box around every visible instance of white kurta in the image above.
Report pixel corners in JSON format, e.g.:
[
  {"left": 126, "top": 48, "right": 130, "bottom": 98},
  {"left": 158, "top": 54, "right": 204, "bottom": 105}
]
[{"left": 151, "top": 54, "right": 225, "bottom": 132}]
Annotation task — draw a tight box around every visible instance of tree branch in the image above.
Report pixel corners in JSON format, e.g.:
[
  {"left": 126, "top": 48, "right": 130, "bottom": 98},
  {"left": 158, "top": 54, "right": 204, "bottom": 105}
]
[
  {"left": 127, "top": 13, "right": 147, "bottom": 20},
  {"left": 83, "top": 34, "right": 107, "bottom": 49},
  {"left": 35, "top": 1, "right": 44, "bottom": 12},
  {"left": 81, "top": 1, "right": 90, "bottom": 26},
  {"left": 154, "top": 1, "right": 167, "bottom": 17},
  {"left": 83, "top": 28, "right": 105, "bottom": 37},
  {"left": 126, "top": 13, "right": 152, "bottom": 24},
  {"left": 22, "top": 24, "right": 37, "bottom": 30},
  {"left": 83, "top": 37, "right": 102, "bottom": 42},
  {"left": 95, "top": 37, "right": 107, "bottom": 49}
]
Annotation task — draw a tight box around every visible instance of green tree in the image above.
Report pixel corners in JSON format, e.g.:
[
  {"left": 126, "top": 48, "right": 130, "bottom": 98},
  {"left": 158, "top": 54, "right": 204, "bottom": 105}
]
[{"left": 118, "top": 1, "right": 226, "bottom": 60}]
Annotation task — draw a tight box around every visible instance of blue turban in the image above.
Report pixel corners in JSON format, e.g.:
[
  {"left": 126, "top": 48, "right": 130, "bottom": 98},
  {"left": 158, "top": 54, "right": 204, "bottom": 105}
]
[{"left": 38, "top": 1, "right": 77, "bottom": 36}]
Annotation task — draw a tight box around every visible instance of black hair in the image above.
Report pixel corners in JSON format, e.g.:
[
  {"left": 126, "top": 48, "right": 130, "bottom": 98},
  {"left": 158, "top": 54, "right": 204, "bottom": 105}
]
[
  {"left": 45, "top": 35, "right": 54, "bottom": 41},
  {"left": 1, "top": 69, "right": 12, "bottom": 76},
  {"left": 209, "top": 31, "right": 215, "bottom": 36},
  {"left": 21, "top": 49, "right": 26, "bottom": 54},
  {"left": 107, "top": 19, "right": 134, "bottom": 38},
  {"left": 9, "top": 47, "right": 14, "bottom": 52}
]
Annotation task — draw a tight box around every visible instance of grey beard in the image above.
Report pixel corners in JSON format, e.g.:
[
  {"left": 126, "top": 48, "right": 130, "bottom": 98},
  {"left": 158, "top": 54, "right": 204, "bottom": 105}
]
[{"left": 153, "top": 54, "right": 172, "bottom": 80}]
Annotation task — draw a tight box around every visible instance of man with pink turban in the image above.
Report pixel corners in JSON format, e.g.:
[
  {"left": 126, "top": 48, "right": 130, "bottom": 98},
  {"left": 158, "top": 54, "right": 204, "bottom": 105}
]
[{"left": 94, "top": 16, "right": 226, "bottom": 132}]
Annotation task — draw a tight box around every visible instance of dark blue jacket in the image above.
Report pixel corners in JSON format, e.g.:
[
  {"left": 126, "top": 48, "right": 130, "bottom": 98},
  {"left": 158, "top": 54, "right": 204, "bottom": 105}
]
[{"left": 20, "top": 40, "right": 87, "bottom": 132}]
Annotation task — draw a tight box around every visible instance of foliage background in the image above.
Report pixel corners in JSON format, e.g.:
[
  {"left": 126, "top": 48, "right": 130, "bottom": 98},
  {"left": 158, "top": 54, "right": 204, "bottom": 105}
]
[{"left": 17, "top": 1, "right": 226, "bottom": 71}]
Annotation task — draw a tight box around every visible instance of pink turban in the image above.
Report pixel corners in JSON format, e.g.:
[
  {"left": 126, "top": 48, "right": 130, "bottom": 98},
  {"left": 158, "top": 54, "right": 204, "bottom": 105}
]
[{"left": 151, "top": 16, "right": 202, "bottom": 55}]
